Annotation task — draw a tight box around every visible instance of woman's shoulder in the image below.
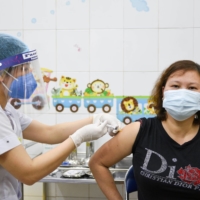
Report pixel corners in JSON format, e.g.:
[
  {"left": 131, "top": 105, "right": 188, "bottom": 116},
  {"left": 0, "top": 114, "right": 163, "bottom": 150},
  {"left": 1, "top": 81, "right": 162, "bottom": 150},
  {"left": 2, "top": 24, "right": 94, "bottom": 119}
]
[
  {"left": 134, "top": 116, "right": 161, "bottom": 140},
  {"left": 132, "top": 117, "right": 160, "bottom": 152},
  {"left": 136, "top": 116, "right": 159, "bottom": 127}
]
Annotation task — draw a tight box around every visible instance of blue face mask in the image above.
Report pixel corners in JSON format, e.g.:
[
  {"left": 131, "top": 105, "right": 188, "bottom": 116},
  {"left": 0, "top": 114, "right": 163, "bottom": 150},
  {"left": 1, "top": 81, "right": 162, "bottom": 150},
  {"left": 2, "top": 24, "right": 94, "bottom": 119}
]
[
  {"left": 9, "top": 73, "right": 37, "bottom": 99},
  {"left": 163, "top": 89, "right": 200, "bottom": 121}
]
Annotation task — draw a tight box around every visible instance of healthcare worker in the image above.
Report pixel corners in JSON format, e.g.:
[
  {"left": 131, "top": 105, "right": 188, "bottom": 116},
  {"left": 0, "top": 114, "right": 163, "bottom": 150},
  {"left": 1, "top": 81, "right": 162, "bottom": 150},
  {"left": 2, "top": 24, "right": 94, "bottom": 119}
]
[{"left": 0, "top": 33, "right": 122, "bottom": 200}]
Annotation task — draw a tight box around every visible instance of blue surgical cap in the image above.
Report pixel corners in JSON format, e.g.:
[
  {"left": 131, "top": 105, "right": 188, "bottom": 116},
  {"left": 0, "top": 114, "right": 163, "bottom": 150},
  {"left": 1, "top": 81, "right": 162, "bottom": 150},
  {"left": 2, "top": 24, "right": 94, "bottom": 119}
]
[{"left": 0, "top": 33, "right": 29, "bottom": 61}]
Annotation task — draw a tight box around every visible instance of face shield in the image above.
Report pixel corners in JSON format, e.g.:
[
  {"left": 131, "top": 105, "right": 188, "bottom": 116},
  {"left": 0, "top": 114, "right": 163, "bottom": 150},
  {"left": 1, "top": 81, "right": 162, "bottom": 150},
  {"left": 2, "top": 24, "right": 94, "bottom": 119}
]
[{"left": 0, "top": 50, "right": 49, "bottom": 116}]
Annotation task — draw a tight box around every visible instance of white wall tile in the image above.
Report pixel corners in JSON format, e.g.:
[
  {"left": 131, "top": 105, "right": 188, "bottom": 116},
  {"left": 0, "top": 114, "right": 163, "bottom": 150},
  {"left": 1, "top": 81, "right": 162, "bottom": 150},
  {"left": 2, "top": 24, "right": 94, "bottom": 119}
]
[
  {"left": 57, "top": 30, "right": 90, "bottom": 72},
  {"left": 159, "top": 29, "right": 194, "bottom": 71},
  {"left": 194, "top": 0, "right": 200, "bottom": 27},
  {"left": 0, "top": 31, "right": 24, "bottom": 39},
  {"left": 90, "top": 30, "right": 123, "bottom": 71},
  {"left": 159, "top": 0, "right": 194, "bottom": 28},
  {"left": 124, "top": 29, "right": 158, "bottom": 71},
  {"left": 124, "top": 72, "right": 159, "bottom": 96},
  {"left": 23, "top": 0, "right": 56, "bottom": 29},
  {"left": 90, "top": 0, "right": 123, "bottom": 29},
  {"left": 24, "top": 30, "right": 56, "bottom": 71},
  {"left": 194, "top": 28, "right": 200, "bottom": 64},
  {"left": 57, "top": 0, "right": 89, "bottom": 29},
  {"left": 0, "top": 0, "right": 23, "bottom": 29},
  {"left": 124, "top": 0, "right": 158, "bottom": 28}
]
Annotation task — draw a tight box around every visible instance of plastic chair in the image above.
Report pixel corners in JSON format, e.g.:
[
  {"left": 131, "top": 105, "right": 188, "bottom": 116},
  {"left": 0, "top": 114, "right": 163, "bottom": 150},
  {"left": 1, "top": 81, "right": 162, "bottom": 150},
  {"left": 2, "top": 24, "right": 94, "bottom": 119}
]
[{"left": 124, "top": 165, "right": 137, "bottom": 200}]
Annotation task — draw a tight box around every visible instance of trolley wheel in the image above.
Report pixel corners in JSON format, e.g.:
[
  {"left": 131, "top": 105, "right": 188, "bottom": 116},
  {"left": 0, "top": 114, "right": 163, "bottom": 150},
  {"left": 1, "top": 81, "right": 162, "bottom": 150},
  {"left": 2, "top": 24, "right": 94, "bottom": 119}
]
[
  {"left": 123, "top": 117, "right": 132, "bottom": 125},
  {"left": 32, "top": 96, "right": 44, "bottom": 110},
  {"left": 70, "top": 104, "right": 79, "bottom": 113},
  {"left": 87, "top": 104, "right": 96, "bottom": 113},
  {"left": 10, "top": 98, "right": 21, "bottom": 109},
  {"left": 102, "top": 104, "right": 111, "bottom": 113},
  {"left": 56, "top": 104, "right": 64, "bottom": 112}
]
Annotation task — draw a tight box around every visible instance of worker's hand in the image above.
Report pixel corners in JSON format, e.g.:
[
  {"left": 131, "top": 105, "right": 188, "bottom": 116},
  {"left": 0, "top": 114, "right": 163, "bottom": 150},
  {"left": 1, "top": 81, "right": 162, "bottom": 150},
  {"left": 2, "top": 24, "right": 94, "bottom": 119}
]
[
  {"left": 93, "top": 113, "right": 124, "bottom": 136},
  {"left": 69, "top": 120, "right": 108, "bottom": 148}
]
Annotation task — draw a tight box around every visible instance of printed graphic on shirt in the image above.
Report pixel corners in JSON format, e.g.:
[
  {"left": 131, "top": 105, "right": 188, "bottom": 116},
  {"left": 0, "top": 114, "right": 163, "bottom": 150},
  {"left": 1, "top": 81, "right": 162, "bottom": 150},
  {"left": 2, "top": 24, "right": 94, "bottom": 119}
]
[
  {"left": 177, "top": 165, "right": 200, "bottom": 186},
  {"left": 140, "top": 148, "right": 200, "bottom": 191}
]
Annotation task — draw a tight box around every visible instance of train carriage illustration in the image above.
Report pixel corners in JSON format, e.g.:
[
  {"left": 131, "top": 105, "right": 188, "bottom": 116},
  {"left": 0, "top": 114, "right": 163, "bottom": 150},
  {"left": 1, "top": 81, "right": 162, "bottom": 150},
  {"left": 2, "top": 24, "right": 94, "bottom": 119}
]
[
  {"left": 116, "top": 96, "right": 155, "bottom": 125},
  {"left": 84, "top": 96, "right": 114, "bottom": 113},
  {"left": 52, "top": 96, "right": 82, "bottom": 113},
  {"left": 50, "top": 77, "right": 156, "bottom": 123}
]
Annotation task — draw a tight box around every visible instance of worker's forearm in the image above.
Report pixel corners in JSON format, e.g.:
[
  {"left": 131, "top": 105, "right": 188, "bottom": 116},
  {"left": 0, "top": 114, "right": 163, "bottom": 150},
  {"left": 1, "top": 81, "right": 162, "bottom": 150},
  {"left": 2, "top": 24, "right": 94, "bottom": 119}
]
[
  {"left": 25, "top": 138, "right": 75, "bottom": 184},
  {"left": 50, "top": 116, "right": 93, "bottom": 144}
]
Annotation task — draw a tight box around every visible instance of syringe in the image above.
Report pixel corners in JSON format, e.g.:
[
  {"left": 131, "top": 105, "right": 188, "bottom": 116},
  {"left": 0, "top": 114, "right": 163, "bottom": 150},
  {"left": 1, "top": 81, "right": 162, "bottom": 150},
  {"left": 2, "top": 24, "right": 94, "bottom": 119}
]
[{"left": 106, "top": 124, "right": 119, "bottom": 135}]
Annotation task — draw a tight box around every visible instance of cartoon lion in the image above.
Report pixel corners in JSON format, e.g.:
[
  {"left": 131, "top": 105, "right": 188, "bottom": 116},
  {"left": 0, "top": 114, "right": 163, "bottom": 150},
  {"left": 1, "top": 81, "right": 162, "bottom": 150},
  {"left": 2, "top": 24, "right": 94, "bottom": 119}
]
[
  {"left": 146, "top": 100, "right": 156, "bottom": 114},
  {"left": 59, "top": 76, "right": 78, "bottom": 97},
  {"left": 121, "top": 96, "right": 138, "bottom": 114}
]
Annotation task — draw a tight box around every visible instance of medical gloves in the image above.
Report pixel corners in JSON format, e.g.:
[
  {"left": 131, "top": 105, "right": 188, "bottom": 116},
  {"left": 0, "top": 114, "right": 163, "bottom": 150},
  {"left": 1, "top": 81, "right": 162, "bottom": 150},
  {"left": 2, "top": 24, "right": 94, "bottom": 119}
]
[
  {"left": 69, "top": 120, "right": 108, "bottom": 148},
  {"left": 93, "top": 113, "right": 123, "bottom": 136}
]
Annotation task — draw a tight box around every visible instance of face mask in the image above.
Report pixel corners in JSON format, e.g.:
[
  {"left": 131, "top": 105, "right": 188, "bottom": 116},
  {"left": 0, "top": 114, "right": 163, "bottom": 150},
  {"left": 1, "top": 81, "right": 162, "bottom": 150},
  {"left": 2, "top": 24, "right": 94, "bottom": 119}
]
[
  {"left": 163, "top": 89, "right": 200, "bottom": 121},
  {"left": 8, "top": 73, "right": 37, "bottom": 99}
]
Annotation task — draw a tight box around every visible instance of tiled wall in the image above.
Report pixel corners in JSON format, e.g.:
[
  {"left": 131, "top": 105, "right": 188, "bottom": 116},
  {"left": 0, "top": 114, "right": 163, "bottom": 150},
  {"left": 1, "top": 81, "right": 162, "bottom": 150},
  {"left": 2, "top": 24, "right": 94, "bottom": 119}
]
[{"left": 1, "top": 0, "right": 200, "bottom": 199}]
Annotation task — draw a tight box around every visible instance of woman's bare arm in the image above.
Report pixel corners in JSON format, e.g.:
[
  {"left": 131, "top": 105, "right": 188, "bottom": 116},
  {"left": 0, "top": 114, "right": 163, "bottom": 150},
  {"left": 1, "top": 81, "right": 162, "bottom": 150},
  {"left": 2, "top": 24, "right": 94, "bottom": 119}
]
[{"left": 89, "top": 121, "right": 140, "bottom": 200}]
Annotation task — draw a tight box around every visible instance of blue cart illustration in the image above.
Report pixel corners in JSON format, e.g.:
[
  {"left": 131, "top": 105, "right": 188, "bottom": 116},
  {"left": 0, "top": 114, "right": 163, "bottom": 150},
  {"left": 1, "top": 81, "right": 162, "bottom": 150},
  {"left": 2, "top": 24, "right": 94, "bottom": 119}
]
[
  {"left": 116, "top": 96, "right": 155, "bottom": 125},
  {"left": 84, "top": 97, "right": 114, "bottom": 113},
  {"left": 52, "top": 96, "right": 82, "bottom": 113}
]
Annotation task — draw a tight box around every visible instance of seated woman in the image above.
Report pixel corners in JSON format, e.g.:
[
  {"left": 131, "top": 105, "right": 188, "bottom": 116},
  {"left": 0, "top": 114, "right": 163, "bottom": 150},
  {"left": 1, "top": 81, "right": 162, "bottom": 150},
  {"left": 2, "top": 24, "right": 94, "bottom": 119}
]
[{"left": 89, "top": 60, "right": 200, "bottom": 200}]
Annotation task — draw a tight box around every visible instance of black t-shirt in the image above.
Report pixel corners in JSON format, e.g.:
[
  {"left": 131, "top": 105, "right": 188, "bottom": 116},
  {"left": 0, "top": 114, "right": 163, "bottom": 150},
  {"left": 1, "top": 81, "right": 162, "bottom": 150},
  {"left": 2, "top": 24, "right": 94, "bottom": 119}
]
[{"left": 132, "top": 117, "right": 200, "bottom": 200}]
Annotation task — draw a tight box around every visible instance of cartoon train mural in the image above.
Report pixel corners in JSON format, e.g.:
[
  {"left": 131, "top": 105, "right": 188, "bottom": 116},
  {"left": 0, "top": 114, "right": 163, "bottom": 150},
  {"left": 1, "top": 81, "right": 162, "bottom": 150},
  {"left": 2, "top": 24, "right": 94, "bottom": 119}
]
[
  {"left": 51, "top": 95, "right": 156, "bottom": 125},
  {"left": 51, "top": 77, "right": 156, "bottom": 125},
  {"left": 116, "top": 96, "right": 155, "bottom": 124},
  {"left": 9, "top": 74, "right": 156, "bottom": 125}
]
